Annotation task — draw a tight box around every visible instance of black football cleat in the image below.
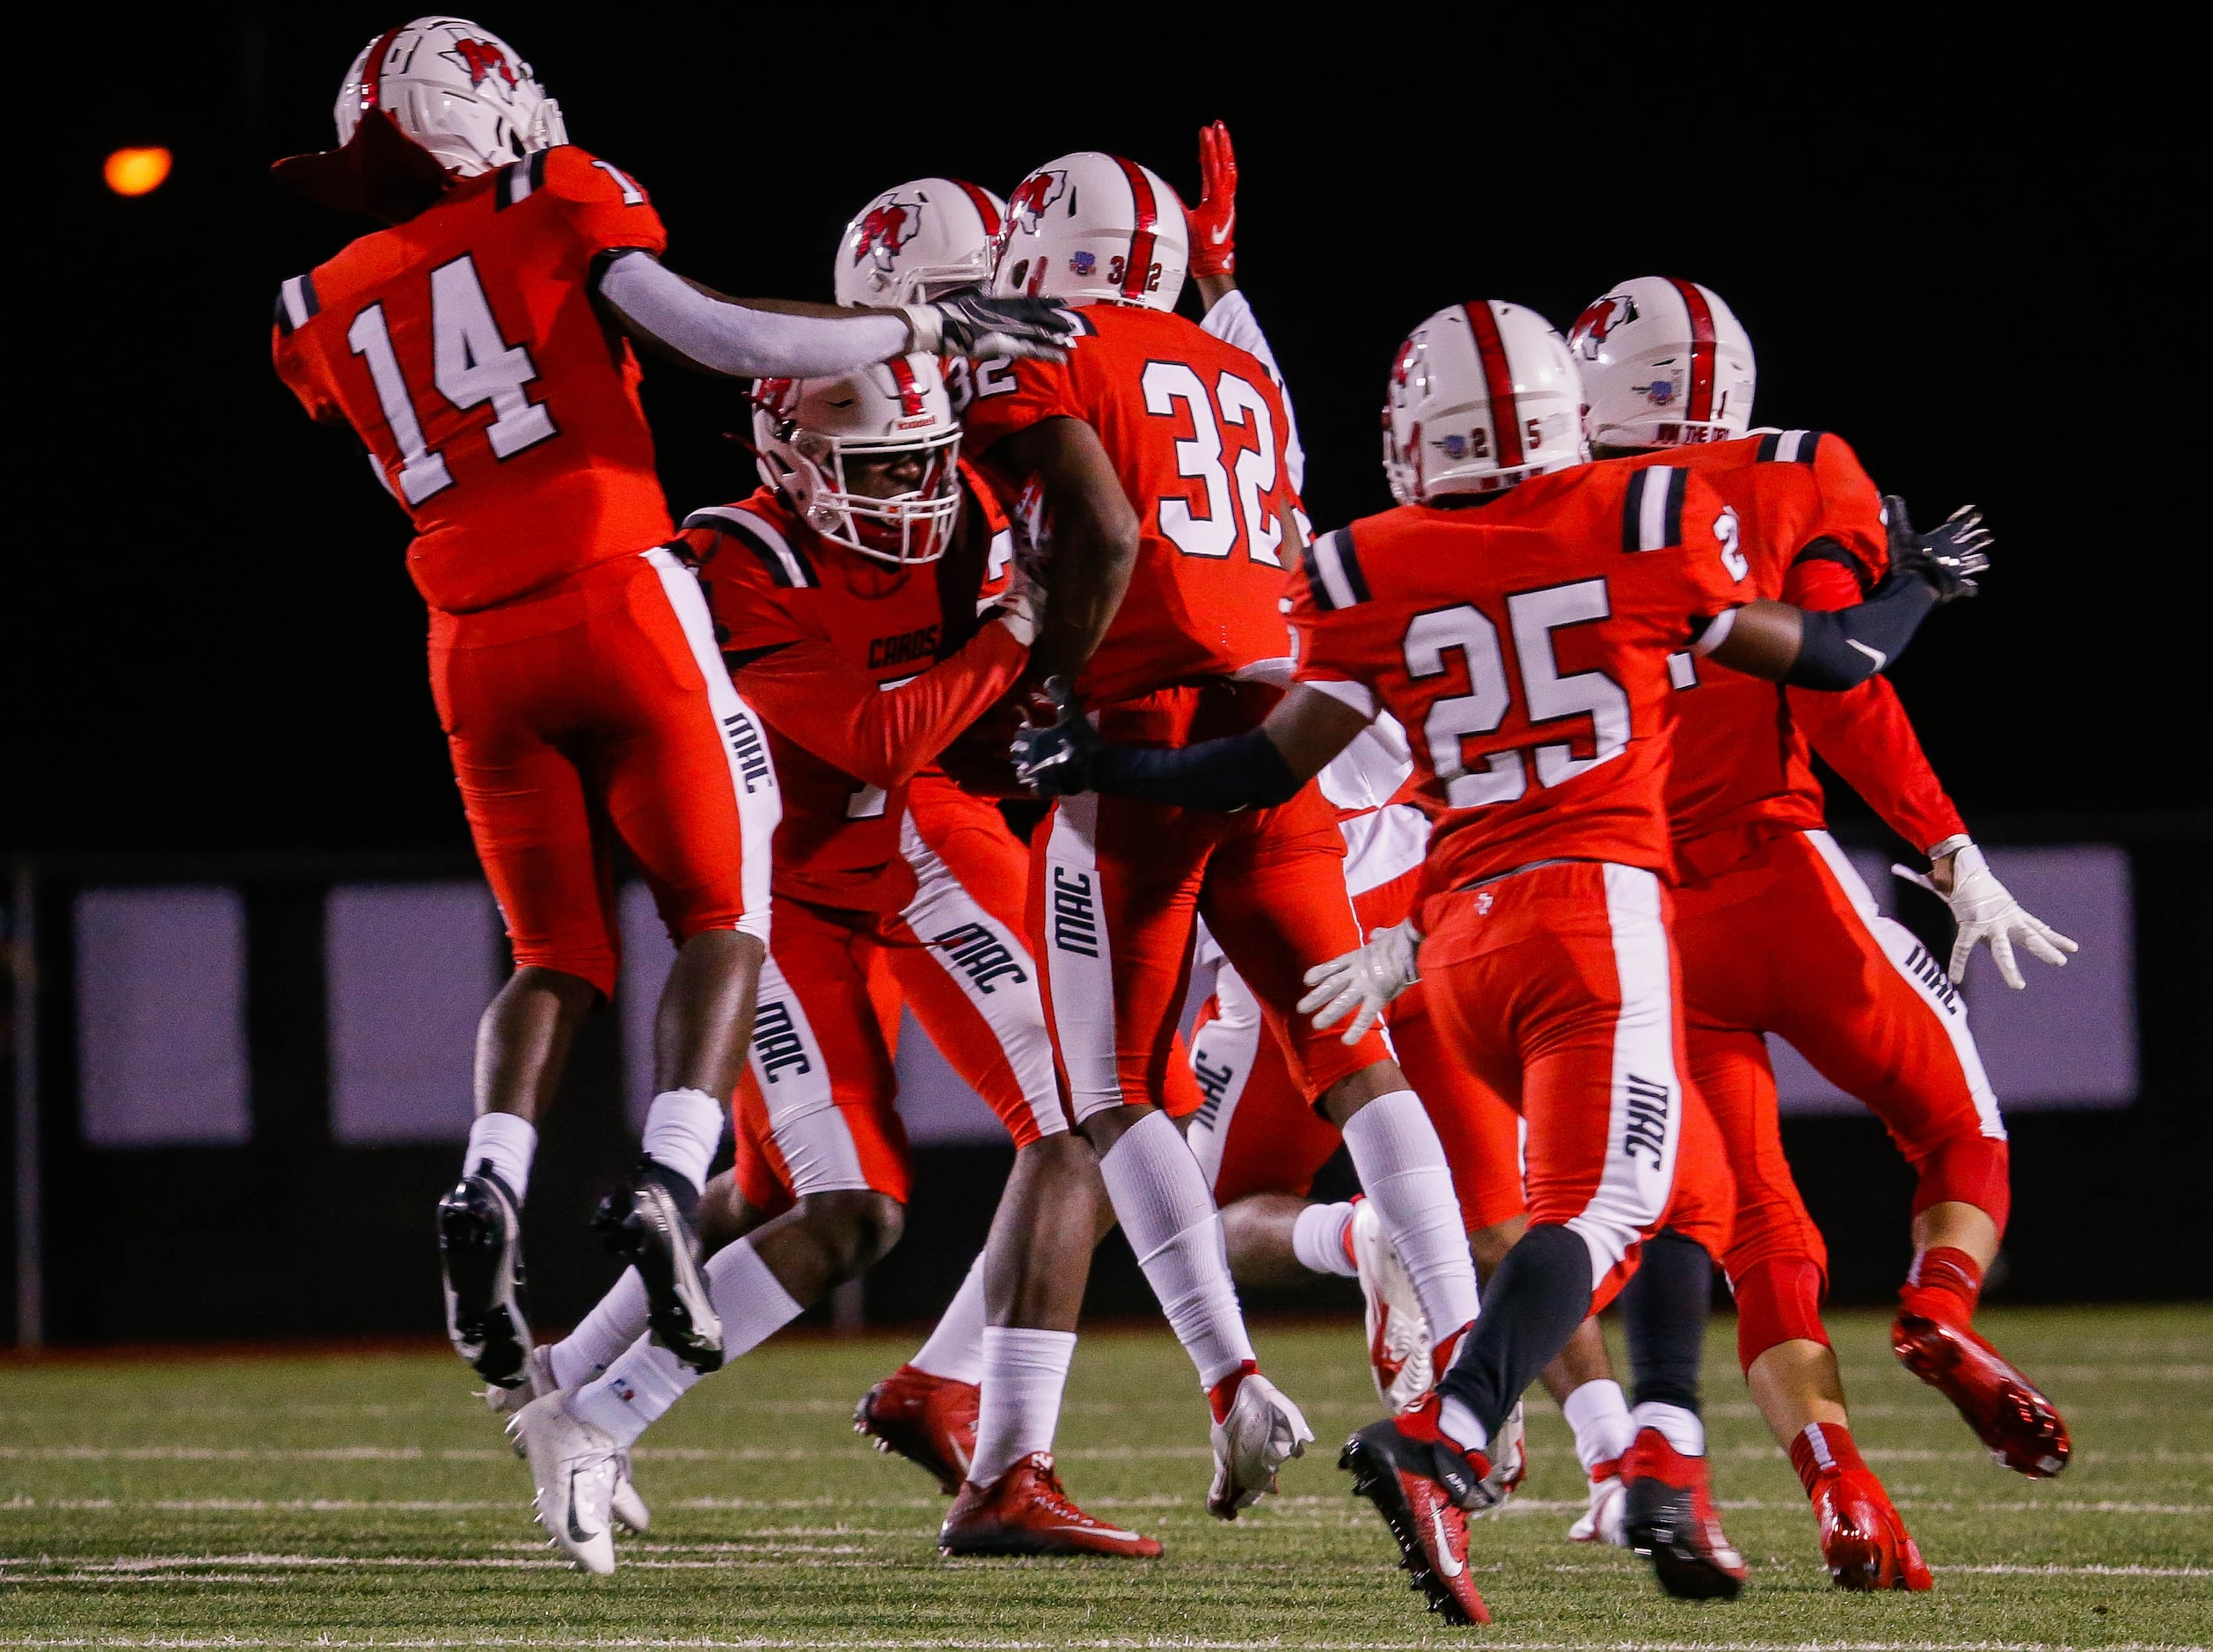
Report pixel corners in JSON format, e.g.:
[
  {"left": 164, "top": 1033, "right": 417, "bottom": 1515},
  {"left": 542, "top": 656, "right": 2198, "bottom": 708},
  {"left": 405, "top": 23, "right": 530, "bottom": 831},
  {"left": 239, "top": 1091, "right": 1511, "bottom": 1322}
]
[
  {"left": 1338, "top": 1402, "right": 1493, "bottom": 1626},
  {"left": 437, "top": 1164, "right": 532, "bottom": 1387},
  {"left": 595, "top": 1159, "right": 723, "bottom": 1374},
  {"left": 1620, "top": 1425, "right": 1748, "bottom": 1601}
]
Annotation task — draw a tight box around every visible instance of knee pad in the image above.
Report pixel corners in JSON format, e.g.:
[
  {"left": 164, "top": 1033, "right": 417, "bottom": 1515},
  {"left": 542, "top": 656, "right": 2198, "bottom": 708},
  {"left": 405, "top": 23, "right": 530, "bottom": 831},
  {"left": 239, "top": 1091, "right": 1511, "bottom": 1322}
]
[{"left": 1732, "top": 1255, "right": 1831, "bottom": 1373}]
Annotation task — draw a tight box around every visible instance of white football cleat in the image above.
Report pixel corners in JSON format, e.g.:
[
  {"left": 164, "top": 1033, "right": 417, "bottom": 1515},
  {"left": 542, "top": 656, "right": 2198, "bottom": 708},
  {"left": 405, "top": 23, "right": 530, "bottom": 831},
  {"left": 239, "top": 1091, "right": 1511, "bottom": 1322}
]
[
  {"left": 610, "top": 1451, "right": 652, "bottom": 1535},
  {"left": 486, "top": 1348, "right": 651, "bottom": 1534},
  {"left": 1207, "top": 1371, "right": 1312, "bottom": 1519},
  {"left": 1567, "top": 1459, "right": 1629, "bottom": 1547},
  {"left": 1350, "top": 1199, "right": 1432, "bottom": 1412},
  {"left": 1470, "top": 1400, "right": 1528, "bottom": 1518},
  {"left": 511, "top": 1392, "right": 619, "bottom": 1575}
]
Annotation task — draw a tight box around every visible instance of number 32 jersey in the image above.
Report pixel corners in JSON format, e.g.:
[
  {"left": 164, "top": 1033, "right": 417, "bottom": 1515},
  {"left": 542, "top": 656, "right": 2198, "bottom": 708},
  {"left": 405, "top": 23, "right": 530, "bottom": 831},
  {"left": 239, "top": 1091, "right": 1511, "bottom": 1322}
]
[
  {"left": 961, "top": 303, "right": 1303, "bottom": 706},
  {"left": 271, "top": 144, "right": 671, "bottom": 613},
  {"left": 1287, "top": 461, "right": 1749, "bottom": 895}
]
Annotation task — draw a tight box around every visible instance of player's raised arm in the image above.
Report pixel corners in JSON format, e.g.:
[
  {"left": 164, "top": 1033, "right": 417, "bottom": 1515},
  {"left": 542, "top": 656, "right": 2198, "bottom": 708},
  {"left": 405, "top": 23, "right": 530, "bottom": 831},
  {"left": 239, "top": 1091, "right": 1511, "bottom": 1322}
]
[
  {"left": 1697, "top": 496, "right": 1990, "bottom": 687},
  {"left": 594, "top": 252, "right": 1078, "bottom": 379},
  {"left": 986, "top": 416, "right": 1143, "bottom": 689}
]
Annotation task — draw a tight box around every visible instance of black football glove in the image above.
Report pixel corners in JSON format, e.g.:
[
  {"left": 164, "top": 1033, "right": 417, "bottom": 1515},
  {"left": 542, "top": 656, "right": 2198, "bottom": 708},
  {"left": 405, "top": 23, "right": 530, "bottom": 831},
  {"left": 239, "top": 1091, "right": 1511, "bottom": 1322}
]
[
  {"left": 1009, "top": 678, "right": 1101, "bottom": 797},
  {"left": 1885, "top": 494, "right": 1991, "bottom": 603},
  {"left": 904, "top": 294, "right": 1079, "bottom": 362}
]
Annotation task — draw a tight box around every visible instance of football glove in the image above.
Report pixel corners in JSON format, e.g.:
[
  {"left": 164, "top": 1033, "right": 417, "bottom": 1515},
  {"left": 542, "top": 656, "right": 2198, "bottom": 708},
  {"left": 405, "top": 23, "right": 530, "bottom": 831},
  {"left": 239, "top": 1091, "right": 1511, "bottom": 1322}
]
[
  {"left": 903, "top": 295, "right": 1077, "bottom": 362},
  {"left": 1010, "top": 677, "right": 1100, "bottom": 796},
  {"left": 1885, "top": 495, "right": 1990, "bottom": 603},
  {"left": 992, "top": 554, "right": 1044, "bottom": 648},
  {"left": 1297, "top": 919, "right": 1421, "bottom": 1045},
  {"left": 1893, "top": 840, "right": 2078, "bottom": 990},
  {"left": 1187, "top": 121, "right": 1238, "bottom": 280}
]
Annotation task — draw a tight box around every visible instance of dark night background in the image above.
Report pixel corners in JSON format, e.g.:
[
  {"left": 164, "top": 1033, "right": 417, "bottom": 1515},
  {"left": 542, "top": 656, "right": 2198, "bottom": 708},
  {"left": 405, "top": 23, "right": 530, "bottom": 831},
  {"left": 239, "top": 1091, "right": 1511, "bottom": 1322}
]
[{"left": 3, "top": 10, "right": 2204, "bottom": 1342}]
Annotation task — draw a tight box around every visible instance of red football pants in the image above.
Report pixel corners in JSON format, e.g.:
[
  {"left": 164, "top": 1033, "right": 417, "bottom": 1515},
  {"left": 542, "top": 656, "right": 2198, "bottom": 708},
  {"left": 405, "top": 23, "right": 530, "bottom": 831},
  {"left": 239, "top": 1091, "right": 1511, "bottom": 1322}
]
[
  {"left": 429, "top": 549, "right": 778, "bottom": 998},
  {"left": 1674, "top": 828, "right": 2008, "bottom": 1365},
  {"left": 1029, "top": 780, "right": 1388, "bottom": 1126},
  {"left": 1418, "top": 861, "right": 1727, "bottom": 1314},
  {"left": 1188, "top": 861, "right": 1528, "bottom": 1235}
]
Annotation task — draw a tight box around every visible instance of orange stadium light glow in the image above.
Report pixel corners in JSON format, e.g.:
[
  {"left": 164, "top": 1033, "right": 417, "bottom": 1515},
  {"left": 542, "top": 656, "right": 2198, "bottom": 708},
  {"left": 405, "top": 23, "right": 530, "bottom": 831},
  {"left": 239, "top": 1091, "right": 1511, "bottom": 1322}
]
[{"left": 105, "top": 147, "right": 172, "bottom": 197}]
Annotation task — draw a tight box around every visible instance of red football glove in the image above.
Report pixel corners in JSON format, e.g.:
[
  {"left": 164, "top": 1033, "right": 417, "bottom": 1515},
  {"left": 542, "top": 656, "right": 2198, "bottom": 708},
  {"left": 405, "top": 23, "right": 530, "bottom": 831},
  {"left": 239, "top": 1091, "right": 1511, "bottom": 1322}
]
[{"left": 1187, "top": 121, "right": 1237, "bottom": 279}]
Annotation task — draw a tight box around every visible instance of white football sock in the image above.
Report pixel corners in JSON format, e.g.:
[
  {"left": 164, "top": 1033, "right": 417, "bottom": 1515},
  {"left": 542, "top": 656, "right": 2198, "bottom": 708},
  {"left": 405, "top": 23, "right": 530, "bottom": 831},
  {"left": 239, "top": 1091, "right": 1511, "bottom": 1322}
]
[
  {"left": 464, "top": 1112, "right": 536, "bottom": 1203},
  {"left": 1631, "top": 1399, "right": 1706, "bottom": 1458},
  {"left": 968, "top": 1326, "right": 1077, "bottom": 1487},
  {"left": 640, "top": 1086, "right": 723, "bottom": 1194},
  {"left": 1291, "top": 1201, "right": 1359, "bottom": 1277},
  {"left": 1561, "top": 1378, "right": 1635, "bottom": 1473},
  {"left": 548, "top": 1268, "right": 649, "bottom": 1390},
  {"left": 909, "top": 1253, "right": 988, "bottom": 1385},
  {"left": 1098, "top": 1108, "right": 1255, "bottom": 1389},
  {"left": 1438, "top": 1394, "right": 1489, "bottom": 1456},
  {"left": 1341, "top": 1091, "right": 1480, "bottom": 1340},
  {"left": 570, "top": 1237, "right": 802, "bottom": 1447}
]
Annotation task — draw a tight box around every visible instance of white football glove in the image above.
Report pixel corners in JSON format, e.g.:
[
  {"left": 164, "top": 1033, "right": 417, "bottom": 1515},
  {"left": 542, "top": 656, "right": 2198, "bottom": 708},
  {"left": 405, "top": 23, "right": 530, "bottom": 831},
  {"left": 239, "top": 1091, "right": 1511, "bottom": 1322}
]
[
  {"left": 992, "top": 554, "right": 1044, "bottom": 647},
  {"left": 1297, "top": 919, "right": 1421, "bottom": 1045},
  {"left": 1892, "top": 840, "right": 2078, "bottom": 990}
]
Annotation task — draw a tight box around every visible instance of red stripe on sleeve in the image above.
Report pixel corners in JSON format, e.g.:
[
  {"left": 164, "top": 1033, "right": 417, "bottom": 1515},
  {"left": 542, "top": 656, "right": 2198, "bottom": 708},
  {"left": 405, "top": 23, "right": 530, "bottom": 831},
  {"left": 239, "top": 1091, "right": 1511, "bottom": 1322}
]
[
  {"left": 1462, "top": 302, "right": 1524, "bottom": 468},
  {"left": 1667, "top": 277, "right": 1718, "bottom": 423}
]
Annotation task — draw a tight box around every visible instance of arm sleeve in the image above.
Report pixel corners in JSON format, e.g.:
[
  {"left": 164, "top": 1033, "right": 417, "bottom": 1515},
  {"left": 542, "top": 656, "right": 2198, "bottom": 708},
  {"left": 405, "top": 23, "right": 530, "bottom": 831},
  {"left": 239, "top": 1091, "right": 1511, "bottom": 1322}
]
[
  {"left": 737, "top": 624, "right": 1028, "bottom": 790},
  {"left": 595, "top": 251, "right": 911, "bottom": 379},
  {"left": 1784, "top": 547, "right": 1967, "bottom": 853},
  {"left": 1199, "top": 289, "right": 1307, "bottom": 493}
]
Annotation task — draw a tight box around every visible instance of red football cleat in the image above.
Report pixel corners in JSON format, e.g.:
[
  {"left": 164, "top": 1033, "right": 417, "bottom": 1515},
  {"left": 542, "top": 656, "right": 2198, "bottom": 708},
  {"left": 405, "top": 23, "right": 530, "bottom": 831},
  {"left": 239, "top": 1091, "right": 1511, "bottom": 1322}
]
[
  {"left": 853, "top": 1364, "right": 977, "bottom": 1495},
  {"left": 1810, "top": 1465, "right": 1933, "bottom": 1591},
  {"left": 1338, "top": 1402, "right": 1493, "bottom": 1626},
  {"left": 939, "top": 1452, "right": 1162, "bottom": 1558},
  {"left": 1892, "top": 1311, "right": 2071, "bottom": 1477},
  {"left": 1619, "top": 1426, "right": 1748, "bottom": 1600}
]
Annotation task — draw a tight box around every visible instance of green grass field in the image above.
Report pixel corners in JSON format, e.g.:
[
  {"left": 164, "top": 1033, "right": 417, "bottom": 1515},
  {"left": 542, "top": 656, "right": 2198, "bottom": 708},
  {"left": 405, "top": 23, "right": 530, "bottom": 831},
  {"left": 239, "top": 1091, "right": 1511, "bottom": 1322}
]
[{"left": 2, "top": 1305, "right": 2206, "bottom": 1648}]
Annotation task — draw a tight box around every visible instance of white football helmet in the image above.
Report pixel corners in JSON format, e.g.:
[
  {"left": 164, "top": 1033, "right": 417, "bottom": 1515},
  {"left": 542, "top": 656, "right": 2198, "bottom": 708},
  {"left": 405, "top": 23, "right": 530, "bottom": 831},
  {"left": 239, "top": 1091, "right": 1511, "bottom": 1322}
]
[
  {"left": 1567, "top": 276, "right": 1756, "bottom": 450},
  {"left": 334, "top": 18, "right": 566, "bottom": 177},
  {"left": 752, "top": 356, "right": 962, "bottom": 565},
  {"left": 835, "top": 179, "right": 1008, "bottom": 308},
  {"left": 990, "top": 152, "right": 1188, "bottom": 311},
  {"left": 1382, "top": 302, "right": 1586, "bottom": 505}
]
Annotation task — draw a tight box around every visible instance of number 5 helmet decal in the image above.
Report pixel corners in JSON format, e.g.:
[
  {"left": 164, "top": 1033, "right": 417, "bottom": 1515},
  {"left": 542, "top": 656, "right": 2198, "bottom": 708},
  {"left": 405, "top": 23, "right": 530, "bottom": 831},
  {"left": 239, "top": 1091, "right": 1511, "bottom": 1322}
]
[
  {"left": 1383, "top": 302, "right": 1587, "bottom": 506},
  {"left": 334, "top": 18, "right": 567, "bottom": 179},
  {"left": 834, "top": 179, "right": 1010, "bottom": 309},
  {"left": 1569, "top": 276, "right": 1757, "bottom": 450},
  {"left": 990, "top": 152, "right": 1190, "bottom": 314}
]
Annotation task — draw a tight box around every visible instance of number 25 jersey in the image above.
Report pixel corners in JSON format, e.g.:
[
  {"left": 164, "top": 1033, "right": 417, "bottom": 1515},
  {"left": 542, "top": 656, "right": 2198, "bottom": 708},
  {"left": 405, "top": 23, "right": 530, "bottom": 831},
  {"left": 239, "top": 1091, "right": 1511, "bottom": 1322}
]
[
  {"left": 271, "top": 144, "right": 672, "bottom": 614},
  {"left": 1287, "top": 460, "right": 1749, "bottom": 895},
  {"left": 960, "top": 303, "right": 1303, "bottom": 706}
]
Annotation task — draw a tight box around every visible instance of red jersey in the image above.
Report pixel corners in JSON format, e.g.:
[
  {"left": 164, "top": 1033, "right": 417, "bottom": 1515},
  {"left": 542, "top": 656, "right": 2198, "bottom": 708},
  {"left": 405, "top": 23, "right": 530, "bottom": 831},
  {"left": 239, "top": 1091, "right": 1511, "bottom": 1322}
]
[
  {"left": 683, "top": 480, "right": 1022, "bottom": 912},
  {"left": 1289, "top": 460, "right": 1749, "bottom": 895},
  {"left": 1621, "top": 431, "right": 1965, "bottom": 874},
  {"left": 272, "top": 145, "right": 672, "bottom": 613},
  {"left": 960, "top": 303, "right": 1303, "bottom": 707}
]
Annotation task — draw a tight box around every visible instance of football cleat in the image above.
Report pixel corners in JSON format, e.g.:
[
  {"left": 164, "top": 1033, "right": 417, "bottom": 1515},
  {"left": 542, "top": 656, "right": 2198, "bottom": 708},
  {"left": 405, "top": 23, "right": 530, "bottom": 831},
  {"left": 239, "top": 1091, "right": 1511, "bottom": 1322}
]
[
  {"left": 939, "top": 1452, "right": 1164, "bottom": 1558},
  {"left": 1810, "top": 1465, "right": 1933, "bottom": 1592},
  {"left": 510, "top": 1392, "right": 618, "bottom": 1575},
  {"left": 1472, "top": 1400, "right": 1528, "bottom": 1516},
  {"left": 853, "top": 1364, "right": 979, "bottom": 1495},
  {"left": 1338, "top": 1402, "right": 1493, "bottom": 1626},
  {"left": 1568, "top": 1458, "right": 1629, "bottom": 1546},
  {"left": 595, "top": 1160, "right": 723, "bottom": 1375},
  {"left": 438, "top": 1165, "right": 532, "bottom": 1387},
  {"left": 1207, "top": 1368, "right": 1313, "bottom": 1519},
  {"left": 483, "top": 1341, "right": 556, "bottom": 1432},
  {"left": 1892, "top": 1311, "right": 2070, "bottom": 1477},
  {"left": 1620, "top": 1425, "right": 1748, "bottom": 1600},
  {"left": 1350, "top": 1199, "right": 1433, "bottom": 1412}
]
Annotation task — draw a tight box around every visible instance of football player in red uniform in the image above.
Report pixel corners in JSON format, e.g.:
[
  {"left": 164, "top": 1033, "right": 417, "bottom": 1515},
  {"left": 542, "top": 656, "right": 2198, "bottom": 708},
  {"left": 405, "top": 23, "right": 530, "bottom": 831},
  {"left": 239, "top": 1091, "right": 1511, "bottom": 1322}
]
[
  {"left": 966, "top": 150, "right": 1494, "bottom": 1520},
  {"left": 268, "top": 18, "right": 1077, "bottom": 1400},
  {"left": 1568, "top": 275, "right": 2075, "bottom": 1588},
  {"left": 1015, "top": 300, "right": 1987, "bottom": 1621}
]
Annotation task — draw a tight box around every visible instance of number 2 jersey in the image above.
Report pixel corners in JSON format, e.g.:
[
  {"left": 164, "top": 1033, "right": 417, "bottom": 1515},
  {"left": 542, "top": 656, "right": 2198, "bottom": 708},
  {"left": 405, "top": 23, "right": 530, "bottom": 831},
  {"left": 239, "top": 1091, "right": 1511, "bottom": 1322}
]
[
  {"left": 960, "top": 303, "right": 1304, "bottom": 709},
  {"left": 271, "top": 144, "right": 672, "bottom": 613},
  {"left": 1287, "top": 460, "right": 1750, "bottom": 898}
]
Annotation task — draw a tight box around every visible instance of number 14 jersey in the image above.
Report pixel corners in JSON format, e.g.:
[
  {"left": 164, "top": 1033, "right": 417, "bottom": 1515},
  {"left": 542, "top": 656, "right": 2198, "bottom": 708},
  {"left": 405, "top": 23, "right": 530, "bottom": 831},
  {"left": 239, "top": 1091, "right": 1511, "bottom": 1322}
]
[
  {"left": 1287, "top": 461, "right": 1749, "bottom": 897},
  {"left": 271, "top": 144, "right": 672, "bottom": 613},
  {"left": 961, "top": 303, "right": 1303, "bottom": 706}
]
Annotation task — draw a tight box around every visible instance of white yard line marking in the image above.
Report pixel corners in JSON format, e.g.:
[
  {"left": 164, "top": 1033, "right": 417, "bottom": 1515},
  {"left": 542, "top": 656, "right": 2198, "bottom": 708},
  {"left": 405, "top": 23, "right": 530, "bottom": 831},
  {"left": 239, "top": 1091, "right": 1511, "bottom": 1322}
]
[{"left": 5, "top": 1638, "right": 2211, "bottom": 1651}]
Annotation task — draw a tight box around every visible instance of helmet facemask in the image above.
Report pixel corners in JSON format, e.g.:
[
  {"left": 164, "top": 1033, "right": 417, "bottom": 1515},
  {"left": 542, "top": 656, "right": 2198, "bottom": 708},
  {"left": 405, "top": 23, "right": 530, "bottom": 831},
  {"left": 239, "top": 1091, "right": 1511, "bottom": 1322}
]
[{"left": 758, "top": 423, "right": 963, "bottom": 567}]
